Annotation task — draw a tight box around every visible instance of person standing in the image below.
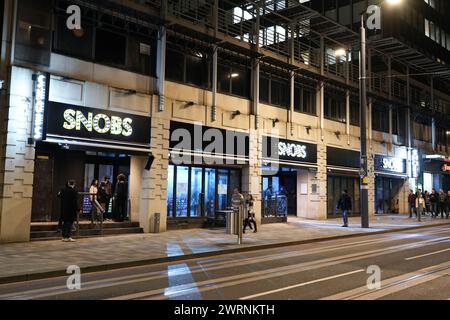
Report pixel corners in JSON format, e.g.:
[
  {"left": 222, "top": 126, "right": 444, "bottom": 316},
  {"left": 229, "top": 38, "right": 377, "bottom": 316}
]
[
  {"left": 424, "top": 191, "right": 431, "bottom": 216},
  {"left": 243, "top": 194, "right": 257, "bottom": 234},
  {"left": 429, "top": 189, "right": 438, "bottom": 218},
  {"left": 89, "top": 179, "right": 99, "bottom": 223},
  {"left": 60, "top": 180, "right": 79, "bottom": 242},
  {"left": 97, "top": 181, "right": 109, "bottom": 221},
  {"left": 446, "top": 190, "right": 450, "bottom": 220},
  {"left": 415, "top": 189, "right": 425, "bottom": 222},
  {"left": 337, "top": 190, "right": 352, "bottom": 228},
  {"left": 113, "top": 174, "right": 128, "bottom": 222},
  {"left": 408, "top": 190, "right": 416, "bottom": 219},
  {"left": 438, "top": 189, "right": 446, "bottom": 219},
  {"left": 103, "top": 176, "right": 112, "bottom": 220}
]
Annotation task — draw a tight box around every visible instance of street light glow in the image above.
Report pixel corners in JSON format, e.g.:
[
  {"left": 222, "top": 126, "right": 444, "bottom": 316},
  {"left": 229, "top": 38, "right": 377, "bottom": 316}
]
[
  {"left": 385, "top": 0, "right": 402, "bottom": 6},
  {"left": 334, "top": 48, "right": 346, "bottom": 58}
]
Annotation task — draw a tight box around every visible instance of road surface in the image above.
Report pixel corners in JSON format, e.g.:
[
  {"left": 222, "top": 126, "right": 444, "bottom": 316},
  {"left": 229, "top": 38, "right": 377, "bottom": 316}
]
[{"left": 0, "top": 225, "right": 449, "bottom": 300}]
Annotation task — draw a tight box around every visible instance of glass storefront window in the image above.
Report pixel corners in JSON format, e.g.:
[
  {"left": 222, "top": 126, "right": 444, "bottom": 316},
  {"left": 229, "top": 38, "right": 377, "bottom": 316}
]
[
  {"left": 167, "top": 165, "right": 241, "bottom": 218},
  {"left": 190, "top": 167, "right": 203, "bottom": 217},
  {"left": 167, "top": 165, "right": 174, "bottom": 217},
  {"left": 175, "top": 166, "right": 189, "bottom": 217},
  {"left": 204, "top": 168, "right": 216, "bottom": 217}
]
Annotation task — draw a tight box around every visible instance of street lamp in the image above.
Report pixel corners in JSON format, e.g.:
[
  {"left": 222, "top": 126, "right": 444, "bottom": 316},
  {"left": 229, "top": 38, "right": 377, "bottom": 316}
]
[{"left": 359, "top": 0, "right": 402, "bottom": 228}]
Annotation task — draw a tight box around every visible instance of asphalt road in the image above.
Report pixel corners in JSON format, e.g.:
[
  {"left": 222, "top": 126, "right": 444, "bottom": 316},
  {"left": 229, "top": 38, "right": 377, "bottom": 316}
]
[{"left": 1, "top": 225, "right": 450, "bottom": 300}]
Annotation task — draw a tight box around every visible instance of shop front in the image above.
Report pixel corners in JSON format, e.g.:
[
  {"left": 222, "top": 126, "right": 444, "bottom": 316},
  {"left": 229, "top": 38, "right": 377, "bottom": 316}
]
[
  {"left": 31, "top": 75, "right": 152, "bottom": 232},
  {"left": 167, "top": 121, "right": 249, "bottom": 229},
  {"left": 327, "top": 147, "right": 361, "bottom": 218},
  {"left": 374, "top": 155, "right": 408, "bottom": 214},
  {"left": 262, "top": 136, "right": 318, "bottom": 223},
  {"left": 421, "top": 156, "right": 450, "bottom": 192}
]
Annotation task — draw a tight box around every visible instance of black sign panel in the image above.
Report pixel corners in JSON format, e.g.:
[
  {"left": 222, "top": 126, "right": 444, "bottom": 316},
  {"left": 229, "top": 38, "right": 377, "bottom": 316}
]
[
  {"left": 263, "top": 136, "right": 317, "bottom": 165},
  {"left": 327, "top": 147, "right": 360, "bottom": 169},
  {"left": 374, "top": 155, "right": 407, "bottom": 174},
  {"left": 45, "top": 101, "right": 151, "bottom": 146},
  {"left": 169, "top": 121, "right": 249, "bottom": 160}
]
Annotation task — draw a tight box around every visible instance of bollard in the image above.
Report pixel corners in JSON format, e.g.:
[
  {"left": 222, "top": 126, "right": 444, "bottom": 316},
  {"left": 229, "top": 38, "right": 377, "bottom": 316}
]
[{"left": 153, "top": 212, "right": 161, "bottom": 233}]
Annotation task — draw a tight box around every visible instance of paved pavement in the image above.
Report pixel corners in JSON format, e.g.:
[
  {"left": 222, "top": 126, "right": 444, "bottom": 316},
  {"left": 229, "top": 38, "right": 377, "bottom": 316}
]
[
  {"left": 0, "top": 214, "right": 449, "bottom": 283},
  {"left": 0, "top": 224, "right": 449, "bottom": 300}
]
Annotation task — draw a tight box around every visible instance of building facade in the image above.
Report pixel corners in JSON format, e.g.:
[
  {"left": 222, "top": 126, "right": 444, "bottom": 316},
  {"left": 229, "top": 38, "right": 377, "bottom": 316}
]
[{"left": 0, "top": 0, "right": 449, "bottom": 242}]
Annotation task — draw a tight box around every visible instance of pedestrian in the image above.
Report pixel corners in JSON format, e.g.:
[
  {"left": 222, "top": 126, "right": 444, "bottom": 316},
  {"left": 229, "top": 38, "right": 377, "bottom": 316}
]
[
  {"left": 97, "top": 181, "right": 109, "bottom": 221},
  {"left": 430, "top": 188, "right": 438, "bottom": 218},
  {"left": 60, "top": 180, "right": 79, "bottom": 242},
  {"left": 424, "top": 191, "right": 431, "bottom": 216},
  {"left": 231, "top": 188, "right": 245, "bottom": 231},
  {"left": 113, "top": 174, "right": 128, "bottom": 222},
  {"left": 89, "top": 179, "right": 99, "bottom": 223},
  {"left": 103, "top": 176, "right": 112, "bottom": 220},
  {"left": 415, "top": 189, "right": 425, "bottom": 222},
  {"left": 337, "top": 190, "right": 352, "bottom": 228},
  {"left": 408, "top": 190, "right": 416, "bottom": 218},
  {"left": 243, "top": 194, "right": 257, "bottom": 234},
  {"left": 438, "top": 189, "right": 446, "bottom": 219},
  {"left": 446, "top": 190, "right": 450, "bottom": 220},
  {"left": 56, "top": 182, "right": 69, "bottom": 232}
]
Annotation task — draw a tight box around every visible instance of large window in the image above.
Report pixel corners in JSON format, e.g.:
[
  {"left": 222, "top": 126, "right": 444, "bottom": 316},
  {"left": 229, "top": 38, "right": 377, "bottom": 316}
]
[
  {"left": 324, "top": 89, "right": 346, "bottom": 123},
  {"left": 259, "top": 72, "right": 290, "bottom": 108},
  {"left": 372, "top": 103, "right": 390, "bottom": 133},
  {"left": 167, "top": 166, "right": 241, "bottom": 218},
  {"left": 294, "top": 84, "right": 317, "bottom": 115},
  {"left": 166, "top": 48, "right": 210, "bottom": 88},
  {"left": 327, "top": 175, "right": 360, "bottom": 218},
  {"left": 218, "top": 62, "right": 251, "bottom": 99}
]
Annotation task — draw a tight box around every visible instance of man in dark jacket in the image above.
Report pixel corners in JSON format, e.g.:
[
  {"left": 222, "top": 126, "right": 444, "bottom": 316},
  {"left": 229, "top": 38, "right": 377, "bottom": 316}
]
[
  {"left": 337, "top": 190, "right": 352, "bottom": 228},
  {"left": 113, "top": 174, "right": 128, "bottom": 222},
  {"left": 429, "top": 189, "right": 438, "bottom": 218},
  {"left": 60, "top": 180, "right": 79, "bottom": 242},
  {"left": 446, "top": 191, "right": 450, "bottom": 219},
  {"left": 408, "top": 190, "right": 416, "bottom": 218}
]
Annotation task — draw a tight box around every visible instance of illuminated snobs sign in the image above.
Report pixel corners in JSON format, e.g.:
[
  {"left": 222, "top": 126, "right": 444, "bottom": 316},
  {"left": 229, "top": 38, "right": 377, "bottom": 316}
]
[
  {"left": 278, "top": 142, "right": 307, "bottom": 159},
  {"left": 263, "top": 136, "right": 317, "bottom": 164},
  {"left": 32, "top": 73, "right": 47, "bottom": 141},
  {"left": 62, "top": 109, "right": 133, "bottom": 137},
  {"left": 375, "top": 155, "right": 406, "bottom": 174},
  {"left": 45, "top": 101, "right": 151, "bottom": 146}
]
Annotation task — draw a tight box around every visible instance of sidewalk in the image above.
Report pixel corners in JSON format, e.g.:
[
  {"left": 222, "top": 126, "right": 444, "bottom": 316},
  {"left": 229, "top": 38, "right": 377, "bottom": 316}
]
[{"left": 0, "top": 214, "right": 449, "bottom": 283}]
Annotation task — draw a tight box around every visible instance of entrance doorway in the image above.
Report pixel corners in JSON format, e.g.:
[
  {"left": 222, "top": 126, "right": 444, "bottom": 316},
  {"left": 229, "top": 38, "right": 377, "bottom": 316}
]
[
  {"left": 262, "top": 167, "right": 298, "bottom": 220},
  {"left": 375, "top": 177, "right": 404, "bottom": 214}
]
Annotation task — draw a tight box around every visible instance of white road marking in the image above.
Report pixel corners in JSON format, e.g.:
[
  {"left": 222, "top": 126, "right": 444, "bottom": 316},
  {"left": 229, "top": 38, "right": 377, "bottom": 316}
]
[
  {"left": 405, "top": 248, "right": 450, "bottom": 261},
  {"left": 239, "top": 269, "right": 365, "bottom": 300}
]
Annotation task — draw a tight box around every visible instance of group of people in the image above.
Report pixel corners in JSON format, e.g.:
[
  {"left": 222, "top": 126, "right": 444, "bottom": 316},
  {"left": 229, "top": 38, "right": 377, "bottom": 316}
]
[
  {"left": 58, "top": 174, "right": 129, "bottom": 242},
  {"left": 408, "top": 188, "right": 450, "bottom": 222},
  {"left": 232, "top": 188, "right": 258, "bottom": 234},
  {"left": 88, "top": 174, "right": 128, "bottom": 223}
]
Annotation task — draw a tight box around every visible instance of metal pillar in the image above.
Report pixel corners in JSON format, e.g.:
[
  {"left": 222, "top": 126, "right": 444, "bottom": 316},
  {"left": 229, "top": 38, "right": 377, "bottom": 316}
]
[
  {"left": 156, "top": 25, "right": 167, "bottom": 112},
  {"left": 212, "top": 45, "right": 218, "bottom": 122},
  {"left": 359, "top": 18, "right": 369, "bottom": 229},
  {"left": 431, "top": 77, "right": 436, "bottom": 151}
]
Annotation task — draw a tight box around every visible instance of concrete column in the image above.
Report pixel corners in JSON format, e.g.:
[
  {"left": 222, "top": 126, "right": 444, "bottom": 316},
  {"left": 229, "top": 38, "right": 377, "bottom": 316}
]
[
  {"left": 139, "top": 105, "right": 170, "bottom": 233},
  {"left": 242, "top": 125, "right": 262, "bottom": 225},
  {"left": 130, "top": 156, "right": 146, "bottom": 223},
  {"left": 315, "top": 144, "right": 328, "bottom": 220},
  {"left": 0, "top": 67, "right": 35, "bottom": 243}
]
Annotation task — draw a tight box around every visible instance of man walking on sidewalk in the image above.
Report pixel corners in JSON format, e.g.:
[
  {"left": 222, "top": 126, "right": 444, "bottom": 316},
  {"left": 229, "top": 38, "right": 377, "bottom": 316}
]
[{"left": 337, "top": 190, "right": 352, "bottom": 228}]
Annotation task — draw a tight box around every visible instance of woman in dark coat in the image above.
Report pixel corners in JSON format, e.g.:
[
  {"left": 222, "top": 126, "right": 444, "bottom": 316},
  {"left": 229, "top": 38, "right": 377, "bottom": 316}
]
[
  {"left": 113, "top": 174, "right": 128, "bottom": 222},
  {"left": 60, "top": 180, "right": 79, "bottom": 242}
]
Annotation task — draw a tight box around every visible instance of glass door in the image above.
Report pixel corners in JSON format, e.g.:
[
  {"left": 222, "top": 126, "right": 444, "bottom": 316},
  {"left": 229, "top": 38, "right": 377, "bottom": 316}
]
[
  {"left": 190, "top": 167, "right": 203, "bottom": 217},
  {"left": 204, "top": 168, "right": 216, "bottom": 217},
  {"left": 175, "top": 166, "right": 189, "bottom": 217},
  {"left": 217, "top": 170, "right": 229, "bottom": 210}
]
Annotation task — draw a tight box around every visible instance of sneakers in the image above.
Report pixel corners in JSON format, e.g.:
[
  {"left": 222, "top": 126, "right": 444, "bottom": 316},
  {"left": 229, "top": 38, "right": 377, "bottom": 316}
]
[{"left": 62, "top": 238, "right": 76, "bottom": 242}]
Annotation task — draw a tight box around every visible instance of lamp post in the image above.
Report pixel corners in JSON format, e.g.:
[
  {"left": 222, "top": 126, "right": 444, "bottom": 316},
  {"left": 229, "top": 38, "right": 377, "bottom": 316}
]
[{"left": 338, "top": 0, "right": 401, "bottom": 228}]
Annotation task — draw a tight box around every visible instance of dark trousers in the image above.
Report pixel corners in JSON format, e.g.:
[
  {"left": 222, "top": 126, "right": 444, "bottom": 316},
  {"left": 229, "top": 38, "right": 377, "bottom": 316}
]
[
  {"left": 342, "top": 210, "right": 349, "bottom": 226},
  {"left": 62, "top": 219, "right": 74, "bottom": 239},
  {"left": 114, "top": 200, "right": 127, "bottom": 222},
  {"left": 409, "top": 204, "right": 416, "bottom": 218},
  {"left": 243, "top": 218, "right": 257, "bottom": 233},
  {"left": 430, "top": 203, "right": 437, "bottom": 217},
  {"left": 439, "top": 203, "right": 446, "bottom": 218}
]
